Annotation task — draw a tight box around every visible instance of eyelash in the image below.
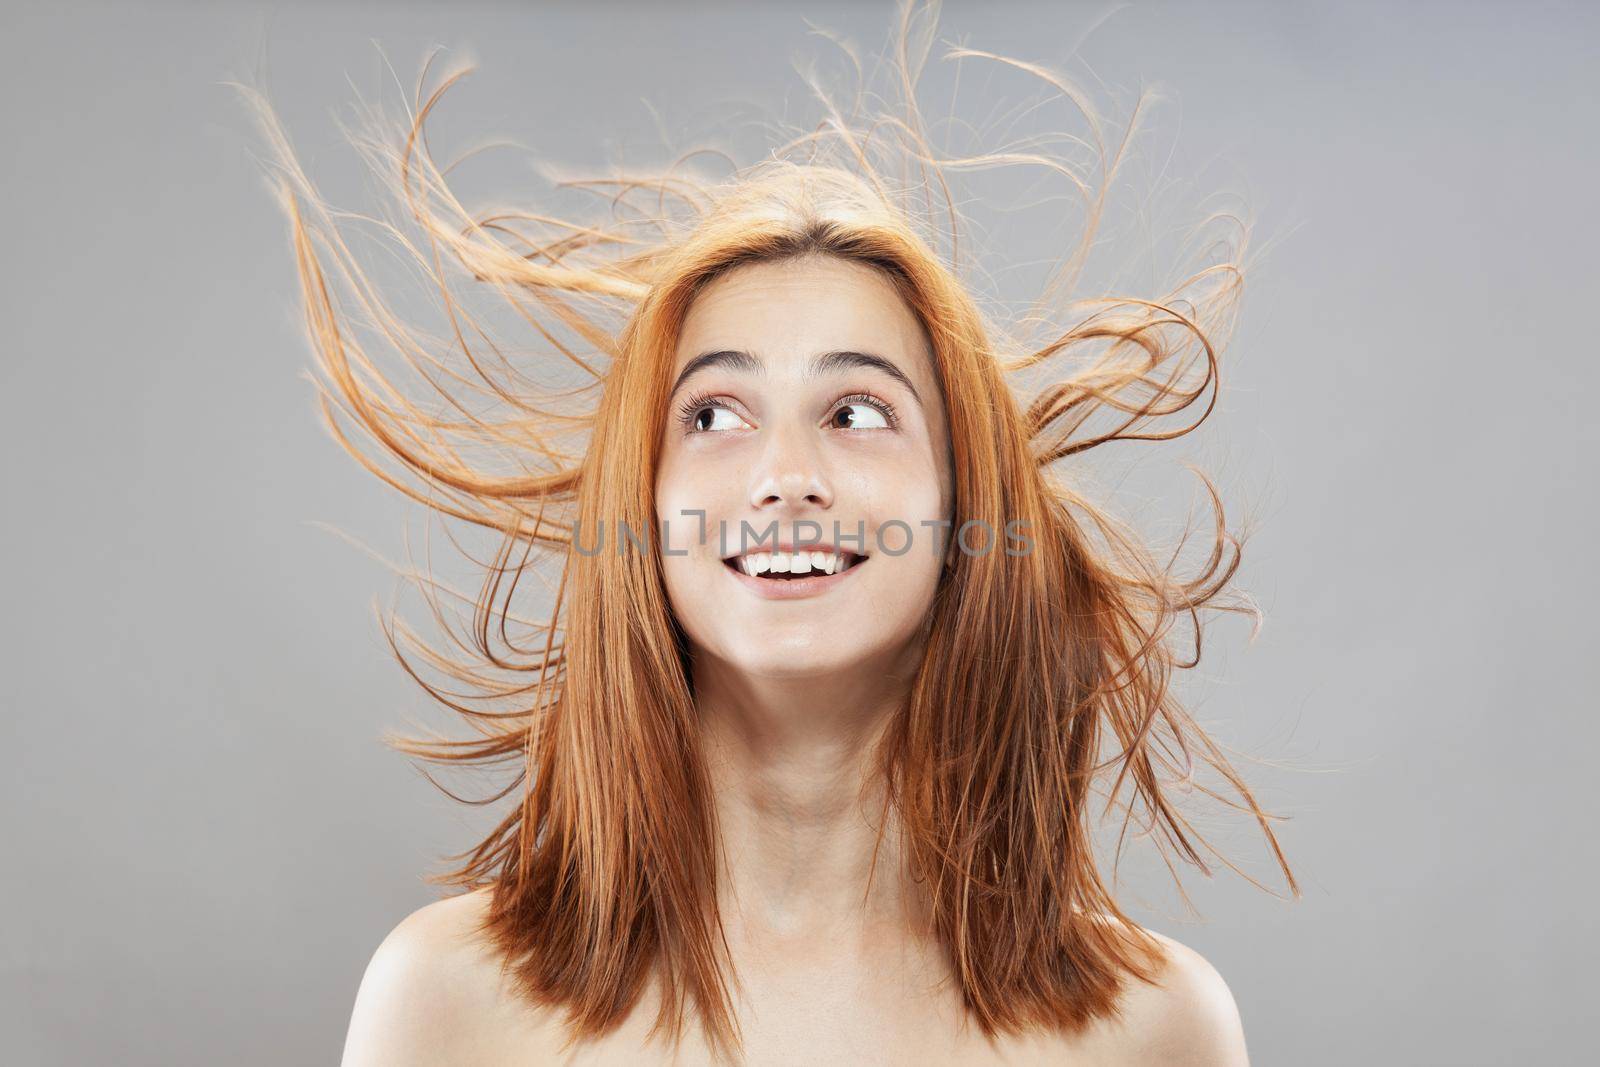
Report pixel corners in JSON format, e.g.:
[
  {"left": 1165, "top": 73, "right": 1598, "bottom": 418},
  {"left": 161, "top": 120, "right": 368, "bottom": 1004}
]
[{"left": 674, "top": 390, "right": 900, "bottom": 433}]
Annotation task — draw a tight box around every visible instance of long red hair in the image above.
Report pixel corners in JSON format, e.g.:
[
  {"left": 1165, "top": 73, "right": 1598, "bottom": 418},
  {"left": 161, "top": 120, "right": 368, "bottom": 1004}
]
[{"left": 238, "top": 1, "right": 1296, "bottom": 1059}]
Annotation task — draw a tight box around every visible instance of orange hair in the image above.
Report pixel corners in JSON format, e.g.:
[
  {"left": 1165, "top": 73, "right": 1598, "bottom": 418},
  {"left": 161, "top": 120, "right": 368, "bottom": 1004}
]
[{"left": 236, "top": 1, "right": 1296, "bottom": 1060}]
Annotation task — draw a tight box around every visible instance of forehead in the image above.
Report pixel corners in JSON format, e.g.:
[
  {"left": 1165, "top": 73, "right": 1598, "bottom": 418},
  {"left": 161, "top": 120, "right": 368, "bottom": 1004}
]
[{"left": 673, "top": 256, "right": 933, "bottom": 380}]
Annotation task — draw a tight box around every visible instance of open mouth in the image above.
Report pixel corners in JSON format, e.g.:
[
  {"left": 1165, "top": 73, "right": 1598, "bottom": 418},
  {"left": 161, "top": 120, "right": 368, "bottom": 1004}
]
[{"left": 721, "top": 547, "right": 868, "bottom": 580}]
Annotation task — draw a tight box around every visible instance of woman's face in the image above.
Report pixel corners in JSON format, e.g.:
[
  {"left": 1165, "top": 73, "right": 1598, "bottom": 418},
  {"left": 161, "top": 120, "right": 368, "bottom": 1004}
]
[{"left": 654, "top": 254, "right": 954, "bottom": 683}]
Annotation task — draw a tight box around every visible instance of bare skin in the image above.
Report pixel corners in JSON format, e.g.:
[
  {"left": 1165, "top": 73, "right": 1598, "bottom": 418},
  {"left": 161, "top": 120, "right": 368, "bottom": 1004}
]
[
  {"left": 339, "top": 256, "right": 1251, "bottom": 1065},
  {"left": 341, "top": 889, "right": 1247, "bottom": 1065}
]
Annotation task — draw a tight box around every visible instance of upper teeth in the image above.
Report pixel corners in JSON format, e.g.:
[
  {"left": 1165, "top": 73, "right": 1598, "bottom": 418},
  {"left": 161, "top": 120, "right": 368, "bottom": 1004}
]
[{"left": 734, "top": 550, "right": 850, "bottom": 577}]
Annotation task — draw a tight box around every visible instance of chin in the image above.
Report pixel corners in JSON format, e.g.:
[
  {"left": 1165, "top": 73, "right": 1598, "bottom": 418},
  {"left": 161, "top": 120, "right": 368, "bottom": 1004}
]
[
  {"left": 718, "top": 621, "right": 920, "bottom": 679},
  {"left": 719, "top": 637, "right": 862, "bottom": 679}
]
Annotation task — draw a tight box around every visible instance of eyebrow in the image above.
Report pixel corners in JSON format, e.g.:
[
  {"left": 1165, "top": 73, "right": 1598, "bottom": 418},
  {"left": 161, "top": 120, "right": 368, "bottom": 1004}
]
[{"left": 669, "top": 349, "right": 923, "bottom": 405}]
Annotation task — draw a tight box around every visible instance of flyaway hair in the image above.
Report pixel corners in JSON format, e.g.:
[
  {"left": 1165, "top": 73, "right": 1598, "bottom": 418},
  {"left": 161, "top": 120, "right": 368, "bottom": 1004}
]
[{"left": 234, "top": 1, "right": 1297, "bottom": 1061}]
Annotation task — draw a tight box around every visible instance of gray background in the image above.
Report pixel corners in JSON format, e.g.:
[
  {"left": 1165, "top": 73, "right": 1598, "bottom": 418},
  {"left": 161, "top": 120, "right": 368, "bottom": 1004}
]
[{"left": 3, "top": 1, "right": 1596, "bottom": 1064}]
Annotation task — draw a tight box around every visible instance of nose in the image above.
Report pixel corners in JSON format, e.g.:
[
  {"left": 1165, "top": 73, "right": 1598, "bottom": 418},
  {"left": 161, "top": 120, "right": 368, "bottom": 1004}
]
[{"left": 749, "top": 420, "right": 833, "bottom": 513}]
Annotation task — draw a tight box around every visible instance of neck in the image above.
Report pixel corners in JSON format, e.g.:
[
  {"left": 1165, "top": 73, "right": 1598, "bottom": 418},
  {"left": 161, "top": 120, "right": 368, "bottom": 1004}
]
[{"left": 690, "top": 652, "right": 933, "bottom": 957}]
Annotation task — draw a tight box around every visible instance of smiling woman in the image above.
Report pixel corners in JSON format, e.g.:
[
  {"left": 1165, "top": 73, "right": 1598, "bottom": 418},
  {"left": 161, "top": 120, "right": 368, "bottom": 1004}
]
[
  {"left": 238, "top": 1, "right": 1295, "bottom": 1063},
  {"left": 656, "top": 256, "right": 953, "bottom": 683}
]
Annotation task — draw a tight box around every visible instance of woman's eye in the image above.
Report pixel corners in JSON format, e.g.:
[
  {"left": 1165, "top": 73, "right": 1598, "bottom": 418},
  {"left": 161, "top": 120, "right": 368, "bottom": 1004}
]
[
  {"left": 688, "top": 403, "right": 745, "bottom": 433},
  {"left": 831, "top": 401, "right": 891, "bottom": 430}
]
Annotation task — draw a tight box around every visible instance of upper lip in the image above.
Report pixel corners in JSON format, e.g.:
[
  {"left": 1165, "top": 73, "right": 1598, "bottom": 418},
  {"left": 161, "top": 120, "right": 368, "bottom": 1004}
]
[{"left": 721, "top": 542, "right": 867, "bottom": 562}]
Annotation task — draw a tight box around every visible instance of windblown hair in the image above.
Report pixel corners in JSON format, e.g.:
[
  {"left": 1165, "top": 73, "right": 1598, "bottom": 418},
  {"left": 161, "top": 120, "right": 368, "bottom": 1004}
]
[{"left": 238, "top": 1, "right": 1296, "bottom": 1060}]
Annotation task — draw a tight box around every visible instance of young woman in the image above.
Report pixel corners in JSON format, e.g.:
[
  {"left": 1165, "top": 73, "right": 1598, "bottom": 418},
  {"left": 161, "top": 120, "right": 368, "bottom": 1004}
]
[{"left": 243, "top": 4, "right": 1295, "bottom": 1062}]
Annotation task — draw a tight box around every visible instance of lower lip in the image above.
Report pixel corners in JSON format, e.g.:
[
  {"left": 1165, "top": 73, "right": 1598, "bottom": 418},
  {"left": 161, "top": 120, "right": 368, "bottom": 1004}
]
[{"left": 722, "top": 558, "right": 868, "bottom": 600}]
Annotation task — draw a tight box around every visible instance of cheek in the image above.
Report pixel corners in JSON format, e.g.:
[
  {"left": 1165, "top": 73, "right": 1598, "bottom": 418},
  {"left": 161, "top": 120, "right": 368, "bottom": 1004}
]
[
  {"left": 652, "top": 447, "right": 732, "bottom": 556},
  {"left": 653, "top": 483, "right": 716, "bottom": 650},
  {"left": 861, "top": 456, "right": 952, "bottom": 540},
  {"left": 653, "top": 450, "right": 730, "bottom": 596},
  {"left": 654, "top": 449, "right": 711, "bottom": 542}
]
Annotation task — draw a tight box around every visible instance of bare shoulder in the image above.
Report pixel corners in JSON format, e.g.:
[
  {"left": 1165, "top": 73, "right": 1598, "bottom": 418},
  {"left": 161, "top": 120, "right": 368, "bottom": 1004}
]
[
  {"left": 1074, "top": 927, "right": 1250, "bottom": 1066},
  {"left": 340, "top": 886, "right": 565, "bottom": 1066}
]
